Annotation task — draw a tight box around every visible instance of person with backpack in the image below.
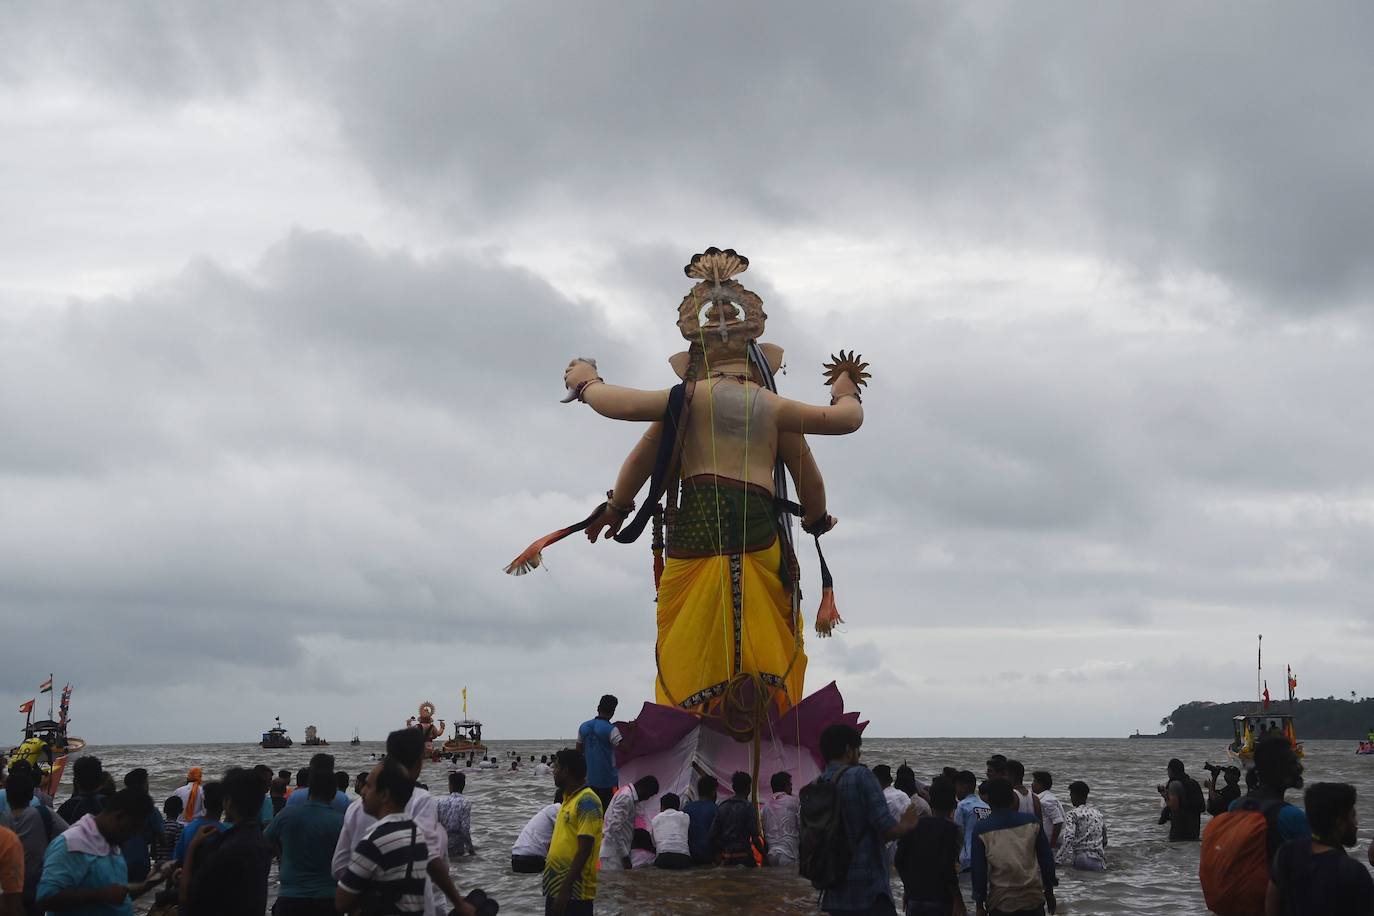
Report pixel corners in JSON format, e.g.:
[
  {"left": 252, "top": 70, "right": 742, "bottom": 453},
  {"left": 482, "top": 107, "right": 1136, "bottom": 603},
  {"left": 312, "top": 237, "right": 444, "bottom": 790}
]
[
  {"left": 0, "top": 765, "right": 67, "bottom": 914},
  {"left": 801, "top": 724, "right": 918, "bottom": 915},
  {"left": 1266, "top": 782, "right": 1374, "bottom": 915},
  {"left": 1158, "top": 758, "right": 1204, "bottom": 841},
  {"left": 56, "top": 757, "right": 105, "bottom": 825},
  {"left": 1199, "top": 736, "right": 1311, "bottom": 916}
]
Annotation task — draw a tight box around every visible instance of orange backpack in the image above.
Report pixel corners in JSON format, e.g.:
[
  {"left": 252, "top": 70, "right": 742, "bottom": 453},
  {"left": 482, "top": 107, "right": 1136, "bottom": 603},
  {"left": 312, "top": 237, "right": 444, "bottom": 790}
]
[{"left": 1198, "top": 797, "right": 1282, "bottom": 916}]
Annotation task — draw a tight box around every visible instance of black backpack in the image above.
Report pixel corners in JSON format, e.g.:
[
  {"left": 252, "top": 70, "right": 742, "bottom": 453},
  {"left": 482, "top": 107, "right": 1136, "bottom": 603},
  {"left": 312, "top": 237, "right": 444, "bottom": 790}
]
[
  {"left": 1185, "top": 777, "right": 1206, "bottom": 815},
  {"left": 798, "top": 765, "right": 853, "bottom": 890}
]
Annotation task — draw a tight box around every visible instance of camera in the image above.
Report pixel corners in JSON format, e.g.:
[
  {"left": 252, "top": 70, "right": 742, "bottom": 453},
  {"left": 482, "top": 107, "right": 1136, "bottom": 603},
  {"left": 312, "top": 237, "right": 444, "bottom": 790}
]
[{"left": 1202, "top": 761, "right": 1223, "bottom": 778}]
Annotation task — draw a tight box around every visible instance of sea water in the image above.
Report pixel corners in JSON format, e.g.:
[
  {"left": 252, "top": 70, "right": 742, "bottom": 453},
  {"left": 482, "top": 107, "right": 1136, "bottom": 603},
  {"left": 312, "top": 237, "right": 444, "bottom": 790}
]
[{"left": 84, "top": 737, "right": 1374, "bottom": 915}]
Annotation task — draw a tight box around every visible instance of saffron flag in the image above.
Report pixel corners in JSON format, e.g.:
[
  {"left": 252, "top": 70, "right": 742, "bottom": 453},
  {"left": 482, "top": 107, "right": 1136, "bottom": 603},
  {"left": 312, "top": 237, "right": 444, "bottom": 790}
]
[
  {"left": 39, "top": 677, "right": 53, "bottom": 693},
  {"left": 19, "top": 699, "right": 34, "bottom": 714},
  {"left": 1263, "top": 681, "right": 1271, "bottom": 709}
]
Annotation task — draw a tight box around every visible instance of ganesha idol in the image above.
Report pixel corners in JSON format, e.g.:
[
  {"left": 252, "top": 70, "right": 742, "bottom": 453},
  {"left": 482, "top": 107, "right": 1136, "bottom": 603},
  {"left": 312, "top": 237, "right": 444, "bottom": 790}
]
[
  {"left": 407, "top": 701, "right": 445, "bottom": 759},
  {"left": 507, "top": 248, "right": 872, "bottom": 800}
]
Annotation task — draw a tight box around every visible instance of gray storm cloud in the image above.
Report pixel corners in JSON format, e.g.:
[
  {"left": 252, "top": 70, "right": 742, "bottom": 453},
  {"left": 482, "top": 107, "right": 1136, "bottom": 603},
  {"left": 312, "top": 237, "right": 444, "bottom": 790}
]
[{"left": 2, "top": 2, "right": 1373, "bottom": 740}]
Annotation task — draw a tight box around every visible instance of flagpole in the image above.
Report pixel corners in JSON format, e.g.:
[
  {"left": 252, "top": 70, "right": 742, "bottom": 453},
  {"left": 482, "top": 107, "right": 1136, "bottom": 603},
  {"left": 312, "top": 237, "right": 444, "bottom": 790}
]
[
  {"left": 1257, "top": 634, "right": 1262, "bottom": 709},
  {"left": 48, "top": 672, "right": 54, "bottom": 721}
]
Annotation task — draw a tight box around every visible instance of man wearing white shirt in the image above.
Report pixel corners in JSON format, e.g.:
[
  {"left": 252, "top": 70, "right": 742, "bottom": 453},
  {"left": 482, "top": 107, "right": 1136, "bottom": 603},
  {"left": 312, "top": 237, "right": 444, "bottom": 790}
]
[
  {"left": 761, "top": 772, "right": 800, "bottom": 867},
  {"left": 650, "top": 793, "right": 692, "bottom": 869},
  {"left": 1032, "top": 770, "right": 1067, "bottom": 861},
  {"left": 598, "top": 776, "right": 659, "bottom": 871},
  {"left": 331, "top": 728, "right": 477, "bottom": 916},
  {"left": 172, "top": 768, "right": 206, "bottom": 825},
  {"left": 511, "top": 791, "right": 561, "bottom": 874},
  {"left": 874, "top": 765, "right": 913, "bottom": 871}
]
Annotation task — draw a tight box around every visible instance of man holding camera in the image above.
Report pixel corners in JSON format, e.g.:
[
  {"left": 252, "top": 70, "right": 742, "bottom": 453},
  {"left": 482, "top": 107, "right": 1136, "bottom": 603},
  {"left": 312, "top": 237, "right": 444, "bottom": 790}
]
[
  {"left": 1157, "top": 759, "right": 1203, "bottom": 841},
  {"left": 1203, "top": 764, "right": 1241, "bottom": 817}
]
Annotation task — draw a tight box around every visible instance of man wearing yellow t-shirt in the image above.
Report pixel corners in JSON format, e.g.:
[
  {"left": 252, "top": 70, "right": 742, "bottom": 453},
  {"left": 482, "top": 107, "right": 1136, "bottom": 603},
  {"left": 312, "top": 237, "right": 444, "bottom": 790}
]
[{"left": 542, "top": 749, "right": 603, "bottom": 916}]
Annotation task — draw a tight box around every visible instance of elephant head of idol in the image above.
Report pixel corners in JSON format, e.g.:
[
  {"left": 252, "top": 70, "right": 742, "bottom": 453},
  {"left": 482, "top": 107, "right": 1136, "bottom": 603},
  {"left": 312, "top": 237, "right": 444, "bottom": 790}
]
[{"left": 676, "top": 247, "right": 768, "bottom": 366}]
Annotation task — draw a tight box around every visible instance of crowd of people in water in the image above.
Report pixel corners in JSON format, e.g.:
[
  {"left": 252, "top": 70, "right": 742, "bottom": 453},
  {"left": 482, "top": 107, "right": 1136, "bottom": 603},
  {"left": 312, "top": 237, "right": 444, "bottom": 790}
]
[{"left": 0, "top": 694, "right": 1370, "bottom": 916}]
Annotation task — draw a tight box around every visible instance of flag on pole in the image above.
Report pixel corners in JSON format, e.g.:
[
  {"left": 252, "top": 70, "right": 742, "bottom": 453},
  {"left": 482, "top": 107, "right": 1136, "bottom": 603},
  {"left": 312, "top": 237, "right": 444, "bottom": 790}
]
[
  {"left": 39, "top": 677, "right": 53, "bottom": 693},
  {"left": 462, "top": 687, "right": 468, "bottom": 718},
  {"left": 1263, "top": 681, "right": 1271, "bottom": 709},
  {"left": 19, "top": 699, "right": 34, "bottom": 714},
  {"left": 1287, "top": 665, "right": 1297, "bottom": 700}
]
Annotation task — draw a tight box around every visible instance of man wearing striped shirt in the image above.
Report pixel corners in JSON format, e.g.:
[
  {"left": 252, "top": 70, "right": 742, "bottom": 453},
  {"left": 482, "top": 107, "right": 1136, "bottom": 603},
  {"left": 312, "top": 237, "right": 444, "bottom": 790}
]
[
  {"left": 332, "top": 730, "right": 476, "bottom": 916},
  {"left": 337, "top": 759, "right": 428, "bottom": 915}
]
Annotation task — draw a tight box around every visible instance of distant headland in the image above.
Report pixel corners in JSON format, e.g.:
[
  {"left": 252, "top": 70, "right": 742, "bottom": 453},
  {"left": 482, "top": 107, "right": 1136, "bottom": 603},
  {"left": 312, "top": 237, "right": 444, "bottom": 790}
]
[{"left": 1131, "top": 697, "right": 1374, "bottom": 739}]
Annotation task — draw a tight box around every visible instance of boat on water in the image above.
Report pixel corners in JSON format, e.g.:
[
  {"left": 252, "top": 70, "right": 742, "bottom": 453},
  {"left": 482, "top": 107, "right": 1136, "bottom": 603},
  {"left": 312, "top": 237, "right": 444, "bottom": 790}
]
[
  {"left": 260, "top": 717, "right": 293, "bottom": 748},
  {"left": 1225, "top": 712, "right": 1304, "bottom": 768},
  {"left": 8, "top": 680, "right": 81, "bottom": 797},
  {"left": 303, "top": 725, "right": 329, "bottom": 747},
  {"left": 1223, "top": 637, "right": 1304, "bottom": 768},
  {"left": 442, "top": 719, "right": 487, "bottom": 756},
  {"left": 349, "top": 727, "right": 360, "bottom": 746},
  {"left": 1358, "top": 741, "right": 1374, "bottom": 755},
  {"left": 441, "top": 688, "right": 486, "bottom": 756}
]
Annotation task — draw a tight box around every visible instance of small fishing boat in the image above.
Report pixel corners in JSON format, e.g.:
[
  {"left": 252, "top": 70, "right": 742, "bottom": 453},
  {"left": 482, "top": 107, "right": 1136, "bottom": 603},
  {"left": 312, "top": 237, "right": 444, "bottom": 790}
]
[
  {"left": 441, "top": 688, "right": 487, "bottom": 755},
  {"left": 349, "top": 727, "right": 361, "bottom": 746},
  {"left": 8, "top": 681, "right": 81, "bottom": 797},
  {"left": 260, "top": 716, "right": 293, "bottom": 748},
  {"left": 1357, "top": 740, "right": 1374, "bottom": 756},
  {"left": 1224, "top": 638, "right": 1303, "bottom": 768},
  {"left": 442, "top": 719, "right": 487, "bottom": 756},
  {"left": 1225, "top": 713, "right": 1304, "bottom": 768}
]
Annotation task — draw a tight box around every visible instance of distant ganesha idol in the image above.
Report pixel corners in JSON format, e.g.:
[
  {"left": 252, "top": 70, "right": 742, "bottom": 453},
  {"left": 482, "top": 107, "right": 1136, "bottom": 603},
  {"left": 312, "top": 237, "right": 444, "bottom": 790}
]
[
  {"left": 507, "top": 248, "right": 871, "bottom": 723},
  {"left": 407, "top": 701, "right": 444, "bottom": 757}
]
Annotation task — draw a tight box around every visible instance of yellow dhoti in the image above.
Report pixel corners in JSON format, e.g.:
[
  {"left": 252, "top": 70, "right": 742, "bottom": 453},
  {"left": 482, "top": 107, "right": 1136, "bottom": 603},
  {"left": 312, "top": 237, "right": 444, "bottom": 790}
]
[{"left": 655, "top": 487, "right": 807, "bottom": 715}]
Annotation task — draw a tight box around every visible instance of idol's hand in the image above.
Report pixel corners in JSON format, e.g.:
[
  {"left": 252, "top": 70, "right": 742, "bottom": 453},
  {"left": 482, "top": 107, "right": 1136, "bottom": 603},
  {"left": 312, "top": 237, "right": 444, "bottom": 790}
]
[
  {"left": 586, "top": 505, "right": 626, "bottom": 543},
  {"left": 830, "top": 371, "right": 859, "bottom": 400},
  {"left": 564, "top": 358, "right": 599, "bottom": 390}
]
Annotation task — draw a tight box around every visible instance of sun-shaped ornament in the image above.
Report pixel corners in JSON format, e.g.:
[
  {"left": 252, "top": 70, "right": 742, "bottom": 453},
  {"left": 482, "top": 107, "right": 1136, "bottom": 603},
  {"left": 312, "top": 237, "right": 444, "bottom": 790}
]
[
  {"left": 822, "top": 350, "right": 872, "bottom": 389},
  {"left": 684, "top": 247, "right": 750, "bottom": 283}
]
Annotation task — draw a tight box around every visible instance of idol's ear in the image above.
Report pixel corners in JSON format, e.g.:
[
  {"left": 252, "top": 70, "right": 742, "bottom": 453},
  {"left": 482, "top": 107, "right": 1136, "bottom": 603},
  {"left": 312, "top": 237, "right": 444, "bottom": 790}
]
[
  {"left": 669, "top": 351, "right": 691, "bottom": 380},
  {"left": 759, "top": 343, "right": 784, "bottom": 375}
]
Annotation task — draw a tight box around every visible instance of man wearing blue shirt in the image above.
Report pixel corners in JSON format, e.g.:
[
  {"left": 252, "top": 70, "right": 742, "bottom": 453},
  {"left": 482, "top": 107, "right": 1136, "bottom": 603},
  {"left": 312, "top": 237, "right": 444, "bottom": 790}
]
[
  {"left": 36, "top": 789, "right": 163, "bottom": 916},
  {"left": 265, "top": 759, "right": 344, "bottom": 916},
  {"left": 816, "top": 724, "right": 919, "bottom": 915},
  {"left": 954, "top": 770, "right": 991, "bottom": 872},
  {"left": 172, "top": 783, "right": 227, "bottom": 864},
  {"left": 576, "top": 695, "right": 624, "bottom": 809},
  {"left": 116, "top": 769, "right": 163, "bottom": 883}
]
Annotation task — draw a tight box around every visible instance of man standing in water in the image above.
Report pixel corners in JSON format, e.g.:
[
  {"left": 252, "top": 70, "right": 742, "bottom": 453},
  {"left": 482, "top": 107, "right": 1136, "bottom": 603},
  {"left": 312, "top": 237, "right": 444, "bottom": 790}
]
[
  {"left": 816, "top": 724, "right": 919, "bottom": 915},
  {"left": 1159, "top": 759, "right": 1203, "bottom": 841},
  {"left": 543, "top": 749, "right": 603, "bottom": 916},
  {"left": 576, "top": 696, "right": 622, "bottom": 811},
  {"left": 971, "top": 780, "right": 1057, "bottom": 916}
]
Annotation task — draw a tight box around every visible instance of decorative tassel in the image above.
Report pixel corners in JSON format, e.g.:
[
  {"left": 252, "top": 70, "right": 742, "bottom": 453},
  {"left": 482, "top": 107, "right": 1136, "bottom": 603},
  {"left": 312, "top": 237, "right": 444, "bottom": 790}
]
[
  {"left": 808, "top": 526, "right": 844, "bottom": 637},
  {"left": 651, "top": 506, "right": 665, "bottom": 593},
  {"left": 815, "top": 587, "right": 844, "bottom": 637},
  {"left": 503, "top": 504, "right": 607, "bottom": 575}
]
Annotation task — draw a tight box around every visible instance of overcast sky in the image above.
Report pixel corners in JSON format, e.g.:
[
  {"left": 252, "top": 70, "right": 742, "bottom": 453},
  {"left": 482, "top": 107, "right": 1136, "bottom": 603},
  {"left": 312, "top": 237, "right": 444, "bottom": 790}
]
[{"left": 4, "top": 3, "right": 1373, "bottom": 744}]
